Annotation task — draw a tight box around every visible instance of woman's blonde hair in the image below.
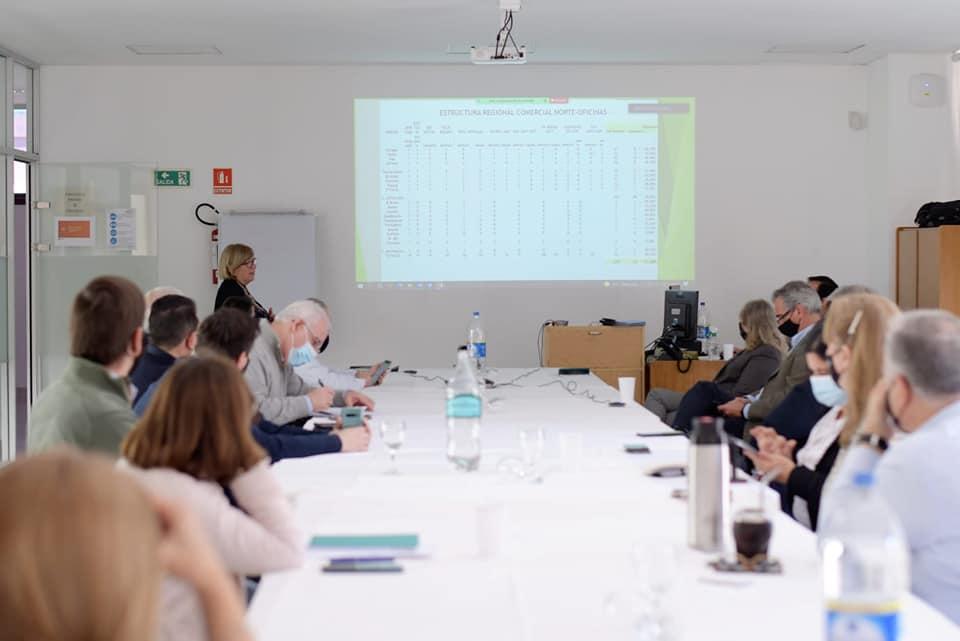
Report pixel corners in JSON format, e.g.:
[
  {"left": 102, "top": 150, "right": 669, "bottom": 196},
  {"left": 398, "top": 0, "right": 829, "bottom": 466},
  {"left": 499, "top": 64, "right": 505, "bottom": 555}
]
[
  {"left": 123, "top": 355, "right": 266, "bottom": 484},
  {"left": 217, "top": 243, "right": 255, "bottom": 281},
  {"left": 740, "top": 299, "right": 788, "bottom": 353},
  {"left": 0, "top": 448, "right": 162, "bottom": 641},
  {"left": 823, "top": 293, "right": 900, "bottom": 446}
]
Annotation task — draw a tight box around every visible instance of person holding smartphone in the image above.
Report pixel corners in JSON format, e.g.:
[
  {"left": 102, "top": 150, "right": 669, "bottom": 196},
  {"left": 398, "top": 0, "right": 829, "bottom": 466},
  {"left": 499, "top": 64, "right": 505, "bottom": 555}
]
[{"left": 292, "top": 298, "right": 390, "bottom": 390}]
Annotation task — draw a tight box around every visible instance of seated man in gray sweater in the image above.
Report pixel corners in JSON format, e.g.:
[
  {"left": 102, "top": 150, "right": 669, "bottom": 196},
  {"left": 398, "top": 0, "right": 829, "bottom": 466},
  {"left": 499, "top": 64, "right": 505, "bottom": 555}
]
[{"left": 244, "top": 299, "right": 373, "bottom": 425}]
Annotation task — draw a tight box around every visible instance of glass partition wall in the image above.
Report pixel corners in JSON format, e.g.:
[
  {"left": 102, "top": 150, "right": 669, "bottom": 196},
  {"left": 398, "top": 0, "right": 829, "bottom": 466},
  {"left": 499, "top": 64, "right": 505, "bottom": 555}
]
[{"left": 2, "top": 48, "right": 39, "bottom": 462}]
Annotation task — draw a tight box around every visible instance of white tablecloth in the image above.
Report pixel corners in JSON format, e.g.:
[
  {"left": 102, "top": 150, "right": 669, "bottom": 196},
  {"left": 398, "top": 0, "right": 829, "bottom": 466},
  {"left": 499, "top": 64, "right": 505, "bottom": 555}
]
[{"left": 247, "top": 368, "right": 959, "bottom": 640}]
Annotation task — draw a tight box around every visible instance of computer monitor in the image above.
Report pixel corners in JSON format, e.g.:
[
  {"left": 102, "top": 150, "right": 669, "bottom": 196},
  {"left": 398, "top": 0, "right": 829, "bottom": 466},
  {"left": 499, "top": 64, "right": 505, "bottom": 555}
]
[{"left": 662, "top": 289, "right": 699, "bottom": 348}]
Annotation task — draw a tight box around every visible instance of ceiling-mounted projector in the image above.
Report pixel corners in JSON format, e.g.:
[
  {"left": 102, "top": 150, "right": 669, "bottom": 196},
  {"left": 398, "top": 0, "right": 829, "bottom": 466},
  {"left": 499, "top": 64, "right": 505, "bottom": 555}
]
[
  {"left": 470, "top": 0, "right": 527, "bottom": 65},
  {"left": 470, "top": 45, "right": 527, "bottom": 65}
]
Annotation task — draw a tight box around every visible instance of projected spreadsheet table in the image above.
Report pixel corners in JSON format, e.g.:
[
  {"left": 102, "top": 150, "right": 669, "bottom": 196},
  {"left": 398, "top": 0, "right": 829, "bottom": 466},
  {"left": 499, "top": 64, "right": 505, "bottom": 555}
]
[{"left": 378, "top": 101, "right": 659, "bottom": 282}]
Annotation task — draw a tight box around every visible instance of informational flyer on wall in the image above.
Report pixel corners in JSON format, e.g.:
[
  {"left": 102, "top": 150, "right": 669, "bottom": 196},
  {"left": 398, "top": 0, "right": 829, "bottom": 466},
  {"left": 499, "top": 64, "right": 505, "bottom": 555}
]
[
  {"left": 54, "top": 216, "right": 96, "bottom": 247},
  {"left": 107, "top": 209, "right": 137, "bottom": 250}
]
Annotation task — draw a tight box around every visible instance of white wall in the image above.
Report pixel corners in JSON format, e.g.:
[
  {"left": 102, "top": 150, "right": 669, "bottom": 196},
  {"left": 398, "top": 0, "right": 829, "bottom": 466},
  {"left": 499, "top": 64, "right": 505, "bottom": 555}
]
[
  {"left": 865, "top": 54, "right": 958, "bottom": 297},
  {"left": 40, "top": 64, "right": 871, "bottom": 367}
]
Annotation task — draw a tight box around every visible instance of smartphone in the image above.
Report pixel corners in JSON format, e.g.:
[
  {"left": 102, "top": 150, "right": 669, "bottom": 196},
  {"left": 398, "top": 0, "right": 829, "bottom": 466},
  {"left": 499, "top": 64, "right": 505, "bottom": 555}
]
[
  {"left": 647, "top": 464, "right": 686, "bottom": 478},
  {"left": 727, "top": 435, "right": 759, "bottom": 455},
  {"left": 341, "top": 407, "right": 364, "bottom": 428},
  {"left": 623, "top": 443, "right": 651, "bottom": 454},
  {"left": 369, "top": 360, "right": 392, "bottom": 385}
]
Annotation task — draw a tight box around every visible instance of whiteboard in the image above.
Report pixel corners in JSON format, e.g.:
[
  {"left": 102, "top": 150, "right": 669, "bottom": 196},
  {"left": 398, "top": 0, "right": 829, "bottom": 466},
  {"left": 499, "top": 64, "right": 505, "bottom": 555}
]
[{"left": 218, "top": 211, "right": 318, "bottom": 313}]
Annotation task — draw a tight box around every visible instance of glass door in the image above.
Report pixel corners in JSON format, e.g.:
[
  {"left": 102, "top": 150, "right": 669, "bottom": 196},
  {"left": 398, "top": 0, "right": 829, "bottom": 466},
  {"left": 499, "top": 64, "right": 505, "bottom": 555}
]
[
  {"left": 1, "top": 49, "right": 39, "bottom": 461},
  {"left": 32, "top": 163, "right": 159, "bottom": 395},
  {"left": 0, "top": 155, "right": 9, "bottom": 460}
]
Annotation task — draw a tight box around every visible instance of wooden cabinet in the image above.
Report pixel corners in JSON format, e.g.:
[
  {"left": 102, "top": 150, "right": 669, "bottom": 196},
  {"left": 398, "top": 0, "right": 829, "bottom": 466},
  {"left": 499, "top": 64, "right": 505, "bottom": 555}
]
[
  {"left": 646, "top": 360, "right": 726, "bottom": 397},
  {"left": 897, "top": 226, "right": 960, "bottom": 314},
  {"left": 542, "top": 325, "right": 646, "bottom": 402}
]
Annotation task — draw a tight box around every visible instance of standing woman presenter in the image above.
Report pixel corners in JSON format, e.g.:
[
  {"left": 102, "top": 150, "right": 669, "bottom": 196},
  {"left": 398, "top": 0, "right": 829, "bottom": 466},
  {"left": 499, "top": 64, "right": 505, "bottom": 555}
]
[{"left": 214, "top": 243, "right": 273, "bottom": 320}]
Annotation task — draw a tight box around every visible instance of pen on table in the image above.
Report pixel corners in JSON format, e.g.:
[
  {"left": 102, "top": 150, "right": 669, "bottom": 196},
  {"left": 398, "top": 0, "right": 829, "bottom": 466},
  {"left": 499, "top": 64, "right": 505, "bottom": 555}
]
[
  {"left": 327, "top": 557, "right": 396, "bottom": 564},
  {"left": 636, "top": 432, "right": 686, "bottom": 438}
]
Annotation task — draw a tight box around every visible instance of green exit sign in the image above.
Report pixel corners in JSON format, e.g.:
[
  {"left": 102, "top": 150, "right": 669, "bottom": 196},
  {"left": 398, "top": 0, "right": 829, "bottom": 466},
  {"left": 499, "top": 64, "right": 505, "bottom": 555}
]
[{"left": 154, "top": 170, "right": 191, "bottom": 187}]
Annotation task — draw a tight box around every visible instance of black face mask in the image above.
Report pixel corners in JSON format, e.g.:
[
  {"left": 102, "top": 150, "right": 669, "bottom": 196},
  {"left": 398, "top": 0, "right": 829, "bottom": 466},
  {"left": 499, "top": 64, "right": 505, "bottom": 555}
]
[
  {"left": 778, "top": 318, "right": 800, "bottom": 338},
  {"left": 885, "top": 390, "right": 904, "bottom": 433},
  {"left": 319, "top": 336, "right": 330, "bottom": 354},
  {"left": 738, "top": 323, "right": 748, "bottom": 341}
]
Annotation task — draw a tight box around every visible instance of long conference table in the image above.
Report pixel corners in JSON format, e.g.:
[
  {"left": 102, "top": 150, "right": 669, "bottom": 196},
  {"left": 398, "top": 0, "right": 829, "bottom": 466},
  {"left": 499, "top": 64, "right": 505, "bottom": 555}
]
[{"left": 248, "top": 368, "right": 960, "bottom": 640}]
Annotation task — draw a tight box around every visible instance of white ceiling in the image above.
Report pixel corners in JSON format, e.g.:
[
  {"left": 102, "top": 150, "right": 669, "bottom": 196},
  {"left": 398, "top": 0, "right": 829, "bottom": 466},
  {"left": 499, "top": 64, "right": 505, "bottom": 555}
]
[{"left": 2, "top": 0, "right": 959, "bottom": 66}]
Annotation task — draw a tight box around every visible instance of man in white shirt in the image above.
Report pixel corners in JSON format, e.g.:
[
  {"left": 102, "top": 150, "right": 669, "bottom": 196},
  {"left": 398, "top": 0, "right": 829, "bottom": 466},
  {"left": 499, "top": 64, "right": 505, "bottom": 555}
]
[
  {"left": 293, "top": 298, "right": 388, "bottom": 391},
  {"left": 826, "top": 310, "right": 960, "bottom": 625}
]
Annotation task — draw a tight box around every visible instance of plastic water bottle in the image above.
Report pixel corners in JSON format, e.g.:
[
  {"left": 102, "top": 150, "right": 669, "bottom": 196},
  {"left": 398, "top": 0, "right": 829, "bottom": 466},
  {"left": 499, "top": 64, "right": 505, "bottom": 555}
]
[
  {"left": 697, "top": 301, "right": 709, "bottom": 341},
  {"left": 820, "top": 472, "right": 909, "bottom": 641},
  {"left": 446, "top": 348, "right": 482, "bottom": 471},
  {"left": 467, "top": 311, "right": 487, "bottom": 371}
]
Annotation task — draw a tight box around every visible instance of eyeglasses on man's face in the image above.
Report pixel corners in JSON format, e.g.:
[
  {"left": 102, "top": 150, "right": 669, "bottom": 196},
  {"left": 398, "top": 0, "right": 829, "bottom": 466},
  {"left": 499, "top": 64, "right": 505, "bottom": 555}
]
[
  {"left": 776, "top": 307, "right": 794, "bottom": 323},
  {"left": 304, "top": 324, "right": 325, "bottom": 351}
]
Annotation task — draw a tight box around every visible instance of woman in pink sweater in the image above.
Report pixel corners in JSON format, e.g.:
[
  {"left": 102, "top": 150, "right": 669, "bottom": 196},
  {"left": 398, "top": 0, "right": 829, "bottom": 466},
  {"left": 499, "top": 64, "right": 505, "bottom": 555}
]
[
  {"left": 0, "top": 447, "right": 253, "bottom": 641},
  {"left": 122, "top": 354, "right": 304, "bottom": 641}
]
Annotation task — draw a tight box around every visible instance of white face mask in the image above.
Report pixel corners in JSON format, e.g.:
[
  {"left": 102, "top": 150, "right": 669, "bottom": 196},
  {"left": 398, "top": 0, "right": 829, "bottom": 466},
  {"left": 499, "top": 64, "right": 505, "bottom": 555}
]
[
  {"left": 286, "top": 323, "right": 317, "bottom": 367},
  {"left": 810, "top": 374, "right": 848, "bottom": 408},
  {"left": 288, "top": 342, "right": 316, "bottom": 368}
]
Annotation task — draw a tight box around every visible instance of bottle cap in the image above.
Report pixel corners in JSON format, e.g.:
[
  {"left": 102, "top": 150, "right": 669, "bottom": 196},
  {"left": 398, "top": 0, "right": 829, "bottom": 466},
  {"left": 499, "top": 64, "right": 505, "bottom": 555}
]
[
  {"left": 690, "top": 417, "right": 725, "bottom": 445},
  {"left": 853, "top": 472, "right": 874, "bottom": 487}
]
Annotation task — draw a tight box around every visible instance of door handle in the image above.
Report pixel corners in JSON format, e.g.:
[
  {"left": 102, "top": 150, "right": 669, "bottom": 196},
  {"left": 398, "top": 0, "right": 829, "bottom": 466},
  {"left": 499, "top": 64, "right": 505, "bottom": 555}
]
[{"left": 32, "top": 243, "right": 51, "bottom": 253}]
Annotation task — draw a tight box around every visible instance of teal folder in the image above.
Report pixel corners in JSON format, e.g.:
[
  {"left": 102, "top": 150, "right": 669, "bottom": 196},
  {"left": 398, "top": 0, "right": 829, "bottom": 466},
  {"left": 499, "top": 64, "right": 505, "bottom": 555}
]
[{"left": 309, "top": 534, "right": 419, "bottom": 549}]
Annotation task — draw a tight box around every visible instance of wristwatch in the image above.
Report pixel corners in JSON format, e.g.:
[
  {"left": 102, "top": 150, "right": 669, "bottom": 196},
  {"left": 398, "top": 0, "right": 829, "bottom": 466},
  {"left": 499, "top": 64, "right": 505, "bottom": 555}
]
[{"left": 856, "top": 432, "right": 889, "bottom": 452}]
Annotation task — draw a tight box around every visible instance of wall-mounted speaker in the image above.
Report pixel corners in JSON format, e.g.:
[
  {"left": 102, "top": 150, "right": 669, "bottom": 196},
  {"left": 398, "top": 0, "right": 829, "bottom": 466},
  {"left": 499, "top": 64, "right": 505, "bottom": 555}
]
[{"left": 909, "top": 74, "right": 946, "bottom": 108}]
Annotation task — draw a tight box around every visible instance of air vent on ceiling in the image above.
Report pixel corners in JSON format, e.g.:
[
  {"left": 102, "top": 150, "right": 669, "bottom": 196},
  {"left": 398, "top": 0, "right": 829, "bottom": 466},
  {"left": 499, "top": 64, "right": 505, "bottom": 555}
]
[
  {"left": 766, "top": 43, "right": 866, "bottom": 55},
  {"left": 126, "top": 45, "right": 223, "bottom": 56}
]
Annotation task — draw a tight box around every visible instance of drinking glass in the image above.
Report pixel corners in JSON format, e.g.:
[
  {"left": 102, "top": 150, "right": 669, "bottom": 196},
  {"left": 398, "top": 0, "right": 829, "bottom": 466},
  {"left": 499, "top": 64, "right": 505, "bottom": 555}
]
[
  {"left": 629, "top": 542, "right": 681, "bottom": 640},
  {"left": 379, "top": 420, "right": 406, "bottom": 474},
  {"left": 496, "top": 426, "right": 545, "bottom": 482},
  {"left": 519, "top": 426, "right": 545, "bottom": 477}
]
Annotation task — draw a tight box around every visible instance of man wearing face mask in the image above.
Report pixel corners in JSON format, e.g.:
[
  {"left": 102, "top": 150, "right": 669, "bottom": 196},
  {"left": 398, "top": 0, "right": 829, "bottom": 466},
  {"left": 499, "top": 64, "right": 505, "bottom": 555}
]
[
  {"left": 760, "top": 285, "right": 875, "bottom": 445},
  {"left": 825, "top": 310, "right": 960, "bottom": 625},
  {"left": 749, "top": 293, "right": 899, "bottom": 530},
  {"left": 292, "top": 299, "right": 388, "bottom": 391},
  {"left": 717, "top": 280, "right": 822, "bottom": 436},
  {"left": 244, "top": 299, "right": 374, "bottom": 426}
]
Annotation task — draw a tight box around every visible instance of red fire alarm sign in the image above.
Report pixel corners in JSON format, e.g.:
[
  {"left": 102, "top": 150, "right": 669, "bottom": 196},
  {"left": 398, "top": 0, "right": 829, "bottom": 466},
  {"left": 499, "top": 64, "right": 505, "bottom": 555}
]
[{"left": 213, "top": 168, "right": 233, "bottom": 195}]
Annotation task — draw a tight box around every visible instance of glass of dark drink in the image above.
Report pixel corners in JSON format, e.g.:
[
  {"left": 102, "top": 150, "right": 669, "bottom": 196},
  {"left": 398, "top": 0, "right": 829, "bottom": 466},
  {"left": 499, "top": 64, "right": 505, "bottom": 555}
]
[{"left": 733, "top": 508, "right": 772, "bottom": 569}]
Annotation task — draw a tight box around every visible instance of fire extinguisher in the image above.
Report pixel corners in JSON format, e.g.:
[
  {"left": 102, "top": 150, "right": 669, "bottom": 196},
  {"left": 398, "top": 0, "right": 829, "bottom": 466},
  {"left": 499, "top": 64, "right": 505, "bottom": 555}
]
[
  {"left": 210, "top": 227, "right": 220, "bottom": 285},
  {"left": 195, "top": 203, "right": 221, "bottom": 285}
]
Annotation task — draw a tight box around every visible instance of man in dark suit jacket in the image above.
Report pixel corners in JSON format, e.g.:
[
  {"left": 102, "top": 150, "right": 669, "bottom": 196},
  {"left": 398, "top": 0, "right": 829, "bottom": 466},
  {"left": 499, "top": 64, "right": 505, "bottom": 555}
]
[
  {"left": 717, "top": 281, "right": 823, "bottom": 437},
  {"left": 131, "top": 294, "right": 198, "bottom": 405}
]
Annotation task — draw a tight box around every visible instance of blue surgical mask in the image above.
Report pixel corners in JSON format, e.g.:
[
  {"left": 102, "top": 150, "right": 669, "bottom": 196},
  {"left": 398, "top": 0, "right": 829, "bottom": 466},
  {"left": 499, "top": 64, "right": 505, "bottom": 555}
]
[
  {"left": 810, "top": 374, "right": 847, "bottom": 408},
  {"left": 288, "top": 343, "right": 316, "bottom": 368}
]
